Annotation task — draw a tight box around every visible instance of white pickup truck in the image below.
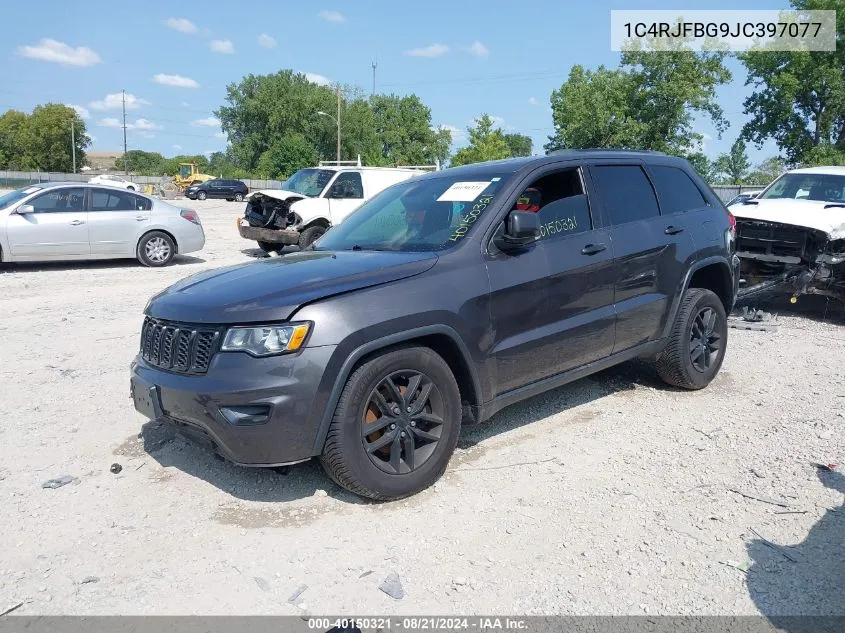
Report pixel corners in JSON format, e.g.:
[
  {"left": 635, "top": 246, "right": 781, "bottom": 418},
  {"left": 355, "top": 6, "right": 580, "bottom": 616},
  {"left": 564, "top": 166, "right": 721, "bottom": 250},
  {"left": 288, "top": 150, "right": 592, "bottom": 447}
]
[
  {"left": 732, "top": 166, "right": 845, "bottom": 302},
  {"left": 238, "top": 166, "right": 427, "bottom": 251}
]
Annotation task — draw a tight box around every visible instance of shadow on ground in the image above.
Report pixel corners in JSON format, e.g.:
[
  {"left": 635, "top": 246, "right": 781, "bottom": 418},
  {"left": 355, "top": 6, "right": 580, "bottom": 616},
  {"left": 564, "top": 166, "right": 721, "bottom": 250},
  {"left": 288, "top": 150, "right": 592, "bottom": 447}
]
[
  {"left": 0, "top": 254, "right": 205, "bottom": 272},
  {"left": 735, "top": 293, "right": 845, "bottom": 326},
  {"left": 746, "top": 466, "right": 845, "bottom": 630},
  {"left": 141, "top": 360, "right": 663, "bottom": 504}
]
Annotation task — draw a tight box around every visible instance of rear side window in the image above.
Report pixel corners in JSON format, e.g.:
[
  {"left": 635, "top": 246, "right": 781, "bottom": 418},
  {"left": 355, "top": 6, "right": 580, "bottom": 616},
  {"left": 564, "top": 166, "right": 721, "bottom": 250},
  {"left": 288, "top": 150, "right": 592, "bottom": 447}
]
[
  {"left": 590, "top": 165, "right": 660, "bottom": 225},
  {"left": 650, "top": 166, "right": 707, "bottom": 214},
  {"left": 91, "top": 188, "right": 150, "bottom": 211}
]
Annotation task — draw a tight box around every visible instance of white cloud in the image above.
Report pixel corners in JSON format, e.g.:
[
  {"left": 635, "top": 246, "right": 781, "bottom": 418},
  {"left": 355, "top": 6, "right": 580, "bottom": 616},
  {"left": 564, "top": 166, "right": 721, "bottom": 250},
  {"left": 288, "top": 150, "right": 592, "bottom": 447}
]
[
  {"left": 153, "top": 73, "right": 199, "bottom": 88},
  {"left": 90, "top": 92, "right": 149, "bottom": 111},
  {"left": 66, "top": 104, "right": 90, "bottom": 119},
  {"left": 404, "top": 43, "right": 449, "bottom": 58},
  {"left": 210, "top": 39, "right": 235, "bottom": 54},
  {"left": 258, "top": 33, "right": 277, "bottom": 48},
  {"left": 528, "top": 96, "right": 539, "bottom": 106},
  {"left": 164, "top": 18, "right": 197, "bottom": 33},
  {"left": 318, "top": 10, "right": 346, "bottom": 23},
  {"left": 215, "top": 131, "right": 227, "bottom": 139},
  {"left": 97, "top": 117, "right": 161, "bottom": 131},
  {"left": 173, "top": 144, "right": 182, "bottom": 151},
  {"left": 192, "top": 116, "right": 221, "bottom": 127},
  {"left": 434, "top": 124, "right": 464, "bottom": 140},
  {"left": 303, "top": 72, "right": 331, "bottom": 86},
  {"left": 17, "top": 39, "right": 101, "bottom": 67},
  {"left": 181, "top": 102, "right": 190, "bottom": 107},
  {"left": 464, "top": 41, "right": 490, "bottom": 58}
]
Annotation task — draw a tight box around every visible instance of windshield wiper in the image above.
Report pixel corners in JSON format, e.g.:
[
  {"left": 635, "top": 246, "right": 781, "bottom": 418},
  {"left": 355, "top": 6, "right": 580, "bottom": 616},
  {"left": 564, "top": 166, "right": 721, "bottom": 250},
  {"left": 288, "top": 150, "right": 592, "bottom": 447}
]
[
  {"left": 824, "top": 203, "right": 845, "bottom": 209},
  {"left": 742, "top": 200, "right": 759, "bottom": 205}
]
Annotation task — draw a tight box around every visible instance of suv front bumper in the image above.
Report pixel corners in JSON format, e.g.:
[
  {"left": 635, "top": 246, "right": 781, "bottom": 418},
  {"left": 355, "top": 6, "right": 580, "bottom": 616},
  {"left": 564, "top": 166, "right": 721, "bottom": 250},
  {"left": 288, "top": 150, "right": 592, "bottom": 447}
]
[{"left": 129, "top": 345, "right": 335, "bottom": 466}]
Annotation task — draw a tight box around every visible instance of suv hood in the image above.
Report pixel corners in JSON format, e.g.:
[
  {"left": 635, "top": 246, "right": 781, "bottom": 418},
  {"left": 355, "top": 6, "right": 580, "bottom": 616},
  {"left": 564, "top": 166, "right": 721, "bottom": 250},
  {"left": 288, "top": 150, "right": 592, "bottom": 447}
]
[
  {"left": 146, "top": 250, "right": 438, "bottom": 324},
  {"left": 732, "top": 199, "right": 845, "bottom": 239}
]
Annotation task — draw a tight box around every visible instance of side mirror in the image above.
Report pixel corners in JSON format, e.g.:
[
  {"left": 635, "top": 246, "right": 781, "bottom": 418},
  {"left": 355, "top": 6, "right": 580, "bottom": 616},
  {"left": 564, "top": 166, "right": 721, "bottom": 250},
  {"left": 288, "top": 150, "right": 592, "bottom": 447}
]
[
  {"left": 16, "top": 204, "right": 35, "bottom": 214},
  {"left": 494, "top": 211, "right": 540, "bottom": 252}
]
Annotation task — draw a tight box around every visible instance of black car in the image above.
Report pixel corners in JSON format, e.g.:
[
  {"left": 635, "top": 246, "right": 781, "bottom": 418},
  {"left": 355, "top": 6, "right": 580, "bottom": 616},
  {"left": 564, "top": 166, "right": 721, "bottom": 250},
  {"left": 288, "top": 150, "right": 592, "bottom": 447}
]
[
  {"left": 131, "top": 150, "right": 740, "bottom": 500},
  {"left": 185, "top": 179, "right": 248, "bottom": 202}
]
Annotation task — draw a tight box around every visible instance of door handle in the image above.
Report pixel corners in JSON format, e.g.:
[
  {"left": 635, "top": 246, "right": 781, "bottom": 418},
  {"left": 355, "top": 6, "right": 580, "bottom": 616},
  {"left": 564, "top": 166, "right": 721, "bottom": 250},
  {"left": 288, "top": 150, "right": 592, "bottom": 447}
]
[
  {"left": 664, "top": 225, "right": 684, "bottom": 235},
  {"left": 135, "top": 216, "right": 147, "bottom": 221},
  {"left": 69, "top": 219, "right": 85, "bottom": 226},
  {"left": 581, "top": 243, "right": 607, "bottom": 255}
]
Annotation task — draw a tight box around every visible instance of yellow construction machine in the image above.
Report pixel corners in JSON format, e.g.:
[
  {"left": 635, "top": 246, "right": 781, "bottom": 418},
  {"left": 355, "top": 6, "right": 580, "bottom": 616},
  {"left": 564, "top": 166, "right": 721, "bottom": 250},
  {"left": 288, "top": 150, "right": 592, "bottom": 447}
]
[{"left": 172, "top": 163, "right": 214, "bottom": 191}]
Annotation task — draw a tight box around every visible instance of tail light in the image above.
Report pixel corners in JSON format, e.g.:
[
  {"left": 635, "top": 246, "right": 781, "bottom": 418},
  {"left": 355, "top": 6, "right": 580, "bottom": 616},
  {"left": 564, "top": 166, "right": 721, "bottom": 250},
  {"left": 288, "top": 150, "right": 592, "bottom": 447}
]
[
  {"left": 180, "top": 209, "right": 201, "bottom": 225},
  {"left": 727, "top": 210, "right": 736, "bottom": 236}
]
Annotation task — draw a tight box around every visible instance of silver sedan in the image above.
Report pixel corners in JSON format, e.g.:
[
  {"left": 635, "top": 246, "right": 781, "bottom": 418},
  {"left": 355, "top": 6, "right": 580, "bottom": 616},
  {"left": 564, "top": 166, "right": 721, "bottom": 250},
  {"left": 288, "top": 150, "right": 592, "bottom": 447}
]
[{"left": 0, "top": 182, "right": 205, "bottom": 267}]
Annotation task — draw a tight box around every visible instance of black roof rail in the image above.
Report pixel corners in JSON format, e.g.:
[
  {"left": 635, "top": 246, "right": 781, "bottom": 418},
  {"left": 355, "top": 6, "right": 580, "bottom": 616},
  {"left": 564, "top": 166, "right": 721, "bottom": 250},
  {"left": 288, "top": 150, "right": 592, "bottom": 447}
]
[{"left": 548, "top": 148, "right": 670, "bottom": 157}]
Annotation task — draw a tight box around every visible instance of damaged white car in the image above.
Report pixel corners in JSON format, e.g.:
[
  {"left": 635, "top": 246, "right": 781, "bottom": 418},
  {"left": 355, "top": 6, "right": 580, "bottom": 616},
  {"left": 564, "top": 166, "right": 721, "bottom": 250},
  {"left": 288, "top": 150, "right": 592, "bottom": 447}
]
[
  {"left": 237, "top": 166, "right": 426, "bottom": 252},
  {"left": 733, "top": 166, "right": 845, "bottom": 302}
]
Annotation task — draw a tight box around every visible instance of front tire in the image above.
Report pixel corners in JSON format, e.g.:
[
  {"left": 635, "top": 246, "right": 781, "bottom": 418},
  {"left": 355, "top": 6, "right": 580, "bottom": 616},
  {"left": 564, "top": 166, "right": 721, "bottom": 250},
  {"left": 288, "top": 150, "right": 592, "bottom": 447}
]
[
  {"left": 257, "top": 241, "right": 278, "bottom": 254},
  {"left": 656, "top": 288, "right": 727, "bottom": 390},
  {"left": 137, "top": 231, "right": 176, "bottom": 267},
  {"left": 298, "top": 225, "right": 326, "bottom": 249},
  {"left": 234, "top": 193, "right": 244, "bottom": 202},
  {"left": 197, "top": 191, "right": 207, "bottom": 201},
  {"left": 127, "top": 186, "right": 136, "bottom": 191},
  {"left": 320, "top": 346, "right": 462, "bottom": 501}
]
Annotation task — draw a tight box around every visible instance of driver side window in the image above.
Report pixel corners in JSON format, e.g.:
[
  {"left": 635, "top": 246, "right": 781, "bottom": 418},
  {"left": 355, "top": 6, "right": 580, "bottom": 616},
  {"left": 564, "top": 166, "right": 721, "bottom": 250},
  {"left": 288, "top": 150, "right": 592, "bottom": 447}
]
[
  {"left": 328, "top": 172, "right": 364, "bottom": 199},
  {"left": 29, "top": 188, "right": 85, "bottom": 213},
  {"left": 510, "top": 168, "right": 592, "bottom": 241}
]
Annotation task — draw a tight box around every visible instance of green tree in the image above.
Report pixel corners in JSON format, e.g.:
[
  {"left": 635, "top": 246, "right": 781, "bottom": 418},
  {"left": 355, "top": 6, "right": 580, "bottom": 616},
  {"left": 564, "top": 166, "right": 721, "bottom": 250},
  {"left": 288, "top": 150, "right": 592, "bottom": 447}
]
[
  {"left": 740, "top": 0, "right": 845, "bottom": 163},
  {"left": 546, "top": 47, "right": 731, "bottom": 157},
  {"left": 451, "top": 114, "right": 512, "bottom": 166},
  {"left": 256, "top": 133, "right": 320, "bottom": 179},
  {"left": 0, "top": 110, "right": 29, "bottom": 169},
  {"left": 746, "top": 157, "right": 787, "bottom": 185},
  {"left": 115, "top": 150, "right": 166, "bottom": 175},
  {"left": 503, "top": 133, "right": 533, "bottom": 157},
  {"left": 714, "top": 139, "right": 751, "bottom": 184},
  {"left": 370, "top": 94, "right": 452, "bottom": 166},
  {"left": 0, "top": 104, "right": 89, "bottom": 171},
  {"left": 686, "top": 152, "right": 716, "bottom": 181}
]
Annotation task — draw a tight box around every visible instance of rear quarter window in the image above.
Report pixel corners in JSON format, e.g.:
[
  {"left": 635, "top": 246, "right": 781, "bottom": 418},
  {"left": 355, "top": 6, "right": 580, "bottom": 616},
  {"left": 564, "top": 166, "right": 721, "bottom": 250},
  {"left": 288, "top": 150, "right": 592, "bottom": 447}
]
[{"left": 649, "top": 165, "right": 708, "bottom": 214}]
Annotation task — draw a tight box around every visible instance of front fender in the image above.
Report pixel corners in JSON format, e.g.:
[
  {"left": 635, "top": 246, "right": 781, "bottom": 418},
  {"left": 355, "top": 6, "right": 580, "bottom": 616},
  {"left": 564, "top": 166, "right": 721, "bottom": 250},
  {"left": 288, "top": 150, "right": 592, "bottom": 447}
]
[
  {"left": 290, "top": 198, "right": 330, "bottom": 226},
  {"left": 307, "top": 324, "right": 481, "bottom": 455}
]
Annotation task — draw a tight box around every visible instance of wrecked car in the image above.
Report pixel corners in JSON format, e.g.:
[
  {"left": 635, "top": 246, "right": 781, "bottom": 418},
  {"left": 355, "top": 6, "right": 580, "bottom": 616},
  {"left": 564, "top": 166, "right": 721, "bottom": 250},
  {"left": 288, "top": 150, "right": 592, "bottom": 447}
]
[
  {"left": 732, "top": 167, "right": 845, "bottom": 302},
  {"left": 237, "top": 166, "right": 426, "bottom": 251}
]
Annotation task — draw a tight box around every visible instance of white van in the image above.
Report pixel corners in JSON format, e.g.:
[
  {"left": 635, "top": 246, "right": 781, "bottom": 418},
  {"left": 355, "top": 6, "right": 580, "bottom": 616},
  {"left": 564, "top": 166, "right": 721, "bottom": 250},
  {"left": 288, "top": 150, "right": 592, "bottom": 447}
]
[{"left": 238, "top": 165, "right": 429, "bottom": 251}]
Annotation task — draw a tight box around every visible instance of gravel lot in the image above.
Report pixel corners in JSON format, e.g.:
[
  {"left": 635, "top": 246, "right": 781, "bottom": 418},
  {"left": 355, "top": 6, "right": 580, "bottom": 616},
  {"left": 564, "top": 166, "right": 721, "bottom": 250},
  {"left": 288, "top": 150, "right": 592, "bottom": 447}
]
[{"left": 0, "top": 195, "right": 843, "bottom": 616}]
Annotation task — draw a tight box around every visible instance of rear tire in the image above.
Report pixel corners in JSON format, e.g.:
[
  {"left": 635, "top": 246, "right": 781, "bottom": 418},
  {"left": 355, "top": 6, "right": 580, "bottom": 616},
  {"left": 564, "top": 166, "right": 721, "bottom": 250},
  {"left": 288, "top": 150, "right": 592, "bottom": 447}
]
[
  {"left": 320, "top": 346, "right": 462, "bottom": 501},
  {"left": 137, "top": 231, "right": 176, "bottom": 267},
  {"left": 197, "top": 191, "right": 207, "bottom": 201},
  {"left": 127, "top": 186, "right": 135, "bottom": 191},
  {"left": 298, "top": 225, "right": 326, "bottom": 249},
  {"left": 656, "top": 288, "right": 727, "bottom": 390}
]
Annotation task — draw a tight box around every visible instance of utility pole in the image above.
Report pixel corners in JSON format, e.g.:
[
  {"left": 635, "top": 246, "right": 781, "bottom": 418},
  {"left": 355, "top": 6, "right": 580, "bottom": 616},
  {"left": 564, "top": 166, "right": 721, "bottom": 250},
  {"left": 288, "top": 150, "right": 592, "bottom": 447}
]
[
  {"left": 70, "top": 119, "right": 76, "bottom": 174},
  {"left": 371, "top": 60, "right": 377, "bottom": 96},
  {"left": 336, "top": 85, "right": 341, "bottom": 163},
  {"left": 122, "top": 89, "right": 128, "bottom": 176}
]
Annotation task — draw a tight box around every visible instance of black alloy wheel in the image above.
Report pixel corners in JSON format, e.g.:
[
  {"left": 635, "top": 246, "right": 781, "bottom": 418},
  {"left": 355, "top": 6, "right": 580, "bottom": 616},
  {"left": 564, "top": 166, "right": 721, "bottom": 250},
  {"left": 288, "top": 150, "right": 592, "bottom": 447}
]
[{"left": 361, "top": 370, "right": 445, "bottom": 475}]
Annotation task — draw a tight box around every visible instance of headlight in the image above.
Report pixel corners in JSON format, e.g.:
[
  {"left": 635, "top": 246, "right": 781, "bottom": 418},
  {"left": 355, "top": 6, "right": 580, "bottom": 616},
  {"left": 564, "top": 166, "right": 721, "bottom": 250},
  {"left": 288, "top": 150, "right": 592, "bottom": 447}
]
[{"left": 221, "top": 322, "right": 311, "bottom": 357}]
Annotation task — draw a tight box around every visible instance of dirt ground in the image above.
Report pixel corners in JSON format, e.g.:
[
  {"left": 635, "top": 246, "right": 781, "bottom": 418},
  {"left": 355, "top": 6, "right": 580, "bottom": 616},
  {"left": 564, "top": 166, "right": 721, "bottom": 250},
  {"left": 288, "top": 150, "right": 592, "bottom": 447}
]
[{"left": 0, "top": 196, "right": 843, "bottom": 617}]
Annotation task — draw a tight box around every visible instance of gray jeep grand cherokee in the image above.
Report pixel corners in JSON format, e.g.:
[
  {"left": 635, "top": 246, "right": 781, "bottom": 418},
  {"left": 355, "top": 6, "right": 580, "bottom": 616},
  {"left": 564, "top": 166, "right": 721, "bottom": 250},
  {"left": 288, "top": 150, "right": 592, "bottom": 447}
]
[{"left": 131, "top": 151, "right": 740, "bottom": 500}]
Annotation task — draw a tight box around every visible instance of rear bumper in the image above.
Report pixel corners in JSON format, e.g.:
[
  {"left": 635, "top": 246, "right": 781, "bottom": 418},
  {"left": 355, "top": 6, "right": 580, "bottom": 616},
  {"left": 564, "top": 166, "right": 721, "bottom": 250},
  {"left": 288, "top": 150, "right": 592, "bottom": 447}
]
[
  {"left": 130, "top": 344, "right": 336, "bottom": 465},
  {"left": 236, "top": 219, "right": 300, "bottom": 245},
  {"left": 177, "top": 226, "right": 205, "bottom": 255}
]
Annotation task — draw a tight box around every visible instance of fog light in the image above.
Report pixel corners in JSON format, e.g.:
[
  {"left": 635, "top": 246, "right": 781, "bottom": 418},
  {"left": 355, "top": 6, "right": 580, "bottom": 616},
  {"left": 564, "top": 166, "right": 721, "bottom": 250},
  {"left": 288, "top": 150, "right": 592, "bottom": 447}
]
[{"left": 220, "top": 405, "right": 271, "bottom": 426}]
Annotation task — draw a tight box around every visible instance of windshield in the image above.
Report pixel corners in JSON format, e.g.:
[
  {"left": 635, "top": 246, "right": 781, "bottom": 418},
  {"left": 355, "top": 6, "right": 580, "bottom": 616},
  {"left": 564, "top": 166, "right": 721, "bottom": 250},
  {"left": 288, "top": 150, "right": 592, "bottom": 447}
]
[
  {"left": 759, "top": 173, "right": 845, "bottom": 204},
  {"left": 314, "top": 171, "right": 511, "bottom": 252},
  {"left": 283, "top": 169, "right": 335, "bottom": 197},
  {"left": 0, "top": 185, "right": 43, "bottom": 210}
]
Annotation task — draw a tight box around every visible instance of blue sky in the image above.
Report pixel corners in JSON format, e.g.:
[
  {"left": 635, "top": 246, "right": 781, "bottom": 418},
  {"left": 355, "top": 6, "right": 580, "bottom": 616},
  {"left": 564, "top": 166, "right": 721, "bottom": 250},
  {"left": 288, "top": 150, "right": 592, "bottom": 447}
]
[{"left": 1, "top": 0, "right": 781, "bottom": 164}]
